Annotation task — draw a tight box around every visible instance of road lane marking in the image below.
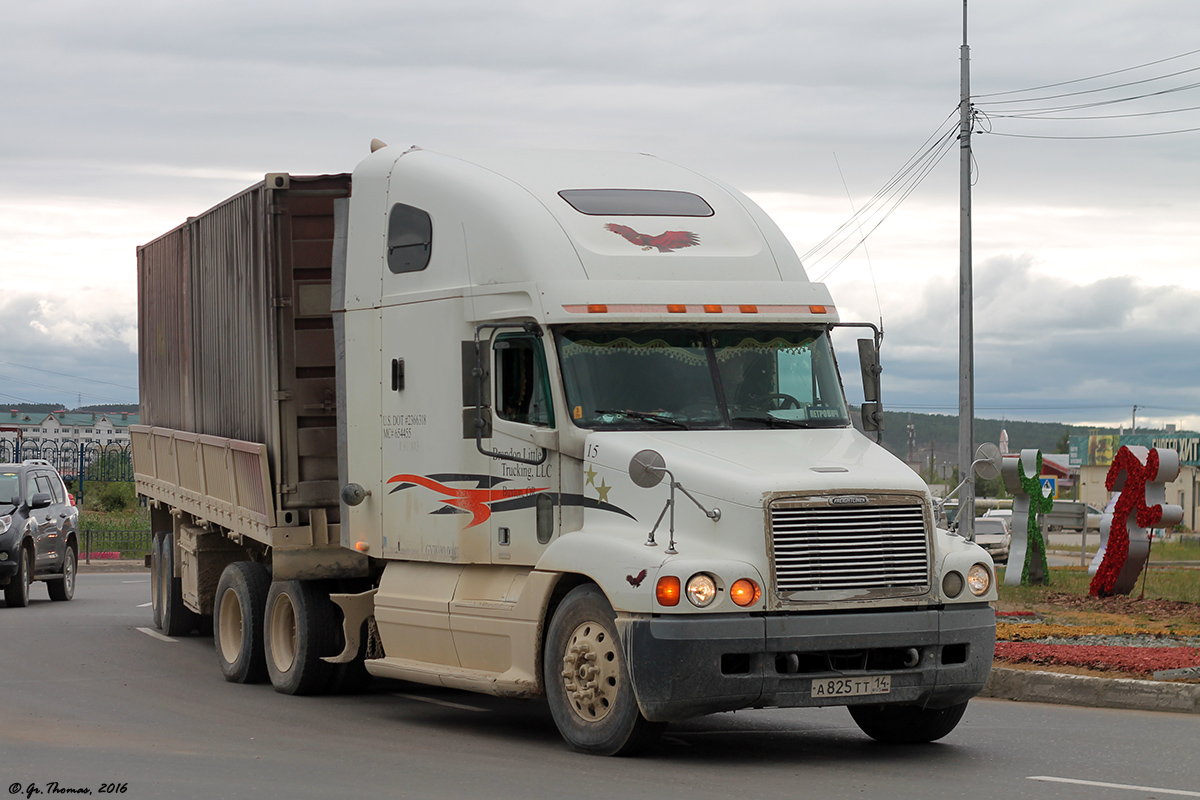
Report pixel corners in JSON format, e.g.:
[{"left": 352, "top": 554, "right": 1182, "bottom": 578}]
[
  {"left": 136, "top": 602, "right": 152, "bottom": 608},
  {"left": 137, "top": 627, "right": 178, "bottom": 643},
  {"left": 122, "top": 580, "right": 149, "bottom": 584},
  {"left": 393, "top": 692, "right": 488, "bottom": 712},
  {"left": 1029, "top": 776, "right": 1200, "bottom": 797}
]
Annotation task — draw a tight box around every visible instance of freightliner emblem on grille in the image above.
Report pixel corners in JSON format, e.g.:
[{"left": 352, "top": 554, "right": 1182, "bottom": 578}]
[{"left": 828, "top": 495, "right": 869, "bottom": 506}]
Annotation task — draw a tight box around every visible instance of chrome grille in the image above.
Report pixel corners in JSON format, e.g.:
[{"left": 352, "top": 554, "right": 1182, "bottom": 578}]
[{"left": 770, "top": 502, "right": 929, "bottom": 593}]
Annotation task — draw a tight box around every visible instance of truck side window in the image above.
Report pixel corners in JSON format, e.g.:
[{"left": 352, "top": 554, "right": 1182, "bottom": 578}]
[
  {"left": 386, "top": 203, "right": 433, "bottom": 273},
  {"left": 495, "top": 335, "right": 554, "bottom": 428}
]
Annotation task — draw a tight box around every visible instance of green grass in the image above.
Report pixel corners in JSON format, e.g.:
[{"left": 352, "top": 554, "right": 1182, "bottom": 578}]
[
  {"left": 80, "top": 507, "right": 149, "bottom": 532},
  {"left": 78, "top": 507, "right": 151, "bottom": 559},
  {"left": 997, "top": 565, "right": 1200, "bottom": 605}
]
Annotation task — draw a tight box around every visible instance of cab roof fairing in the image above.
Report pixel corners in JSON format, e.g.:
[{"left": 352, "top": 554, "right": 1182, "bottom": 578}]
[{"left": 348, "top": 145, "right": 812, "bottom": 313}]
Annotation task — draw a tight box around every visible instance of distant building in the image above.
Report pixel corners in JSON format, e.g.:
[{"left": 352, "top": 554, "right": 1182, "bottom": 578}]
[{"left": 0, "top": 409, "right": 139, "bottom": 449}]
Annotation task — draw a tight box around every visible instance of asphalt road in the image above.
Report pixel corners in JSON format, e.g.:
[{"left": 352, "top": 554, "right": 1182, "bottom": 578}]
[{"left": 2, "top": 574, "right": 1199, "bottom": 800}]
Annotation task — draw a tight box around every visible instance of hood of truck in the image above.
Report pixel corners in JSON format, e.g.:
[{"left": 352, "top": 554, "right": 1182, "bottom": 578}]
[{"left": 586, "top": 427, "right": 928, "bottom": 508}]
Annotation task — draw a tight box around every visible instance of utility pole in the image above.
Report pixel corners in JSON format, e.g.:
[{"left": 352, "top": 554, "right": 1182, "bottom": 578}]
[
  {"left": 958, "top": 0, "right": 976, "bottom": 539},
  {"left": 1131, "top": 404, "right": 1138, "bottom": 434}
]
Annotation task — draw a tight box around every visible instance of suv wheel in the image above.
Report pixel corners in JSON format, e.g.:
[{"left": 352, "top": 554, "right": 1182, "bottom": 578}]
[{"left": 3, "top": 547, "right": 32, "bottom": 608}]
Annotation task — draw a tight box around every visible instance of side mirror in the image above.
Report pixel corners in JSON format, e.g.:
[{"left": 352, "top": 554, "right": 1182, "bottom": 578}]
[
  {"left": 629, "top": 449, "right": 666, "bottom": 489},
  {"left": 857, "top": 338, "right": 883, "bottom": 432},
  {"left": 29, "top": 492, "right": 52, "bottom": 510}
]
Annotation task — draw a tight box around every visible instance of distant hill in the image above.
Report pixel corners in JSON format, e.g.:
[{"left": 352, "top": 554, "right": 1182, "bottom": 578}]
[
  {"left": 1, "top": 402, "right": 138, "bottom": 415},
  {"left": 855, "top": 408, "right": 1119, "bottom": 467}
]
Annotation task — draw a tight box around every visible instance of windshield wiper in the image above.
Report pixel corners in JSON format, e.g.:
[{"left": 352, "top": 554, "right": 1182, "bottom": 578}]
[
  {"left": 594, "top": 409, "right": 689, "bottom": 429},
  {"left": 732, "top": 415, "right": 804, "bottom": 429}
]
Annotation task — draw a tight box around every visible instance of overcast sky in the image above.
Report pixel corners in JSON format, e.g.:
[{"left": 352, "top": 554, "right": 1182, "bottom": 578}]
[{"left": 3, "top": 0, "right": 1198, "bottom": 438}]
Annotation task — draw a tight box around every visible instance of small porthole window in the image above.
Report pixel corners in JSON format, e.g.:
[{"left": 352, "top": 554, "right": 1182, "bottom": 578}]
[{"left": 387, "top": 203, "right": 433, "bottom": 273}]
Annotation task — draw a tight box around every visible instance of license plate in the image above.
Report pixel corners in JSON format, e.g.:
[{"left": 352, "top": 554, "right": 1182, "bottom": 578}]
[{"left": 811, "top": 675, "right": 891, "bottom": 698}]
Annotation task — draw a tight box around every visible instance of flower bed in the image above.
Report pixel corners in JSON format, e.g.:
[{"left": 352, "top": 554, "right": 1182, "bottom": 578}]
[{"left": 995, "top": 641, "right": 1200, "bottom": 676}]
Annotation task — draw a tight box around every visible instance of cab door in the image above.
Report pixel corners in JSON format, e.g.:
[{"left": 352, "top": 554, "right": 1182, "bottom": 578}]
[{"left": 487, "top": 332, "right": 559, "bottom": 565}]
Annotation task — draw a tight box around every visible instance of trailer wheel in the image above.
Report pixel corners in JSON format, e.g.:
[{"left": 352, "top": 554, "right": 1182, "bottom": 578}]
[
  {"left": 543, "top": 584, "right": 664, "bottom": 756},
  {"left": 160, "top": 532, "right": 198, "bottom": 636},
  {"left": 214, "top": 561, "right": 271, "bottom": 683},
  {"left": 47, "top": 543, "right": 77, "bottom": 601},
  {"left": 264, "top": 580, "right": 335, "bottom": 695},
  {"left": 3, "top": 546, "right": 32, "bottom": 608},
  {"left": 150, "top": 533, "right": 165, "bottom": 629},
  {"left": 849, "top": 700, "right": 969, "bottom": 744}
]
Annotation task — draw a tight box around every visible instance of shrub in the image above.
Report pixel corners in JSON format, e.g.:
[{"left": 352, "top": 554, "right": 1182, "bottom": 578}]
[{"left": 82, "top": 481, "right": 138, "bottom": 512}]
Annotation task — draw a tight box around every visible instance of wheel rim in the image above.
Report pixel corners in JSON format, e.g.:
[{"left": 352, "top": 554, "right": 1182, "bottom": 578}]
[
  {"left": 560, "top": 621, "right": 620, "bottom": 723},
  {"left": 218, "top": 587, "right": 244, "bottom": 663},
  {"left": 269, "top": 592, "right": 298, "bottom": 673},
  {"left": 64, "top": 550, "right": 75, "bottom": 594}
]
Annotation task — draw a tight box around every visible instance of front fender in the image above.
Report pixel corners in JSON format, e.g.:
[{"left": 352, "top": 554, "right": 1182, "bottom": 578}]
[{"left": 536, "top": 528, "right": 669, "bottom": 614}]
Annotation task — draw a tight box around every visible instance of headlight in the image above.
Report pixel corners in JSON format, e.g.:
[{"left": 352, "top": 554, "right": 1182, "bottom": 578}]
[
  {"left": 942, "top": 571, "right": 964, "bottom": 598},
  {"left": 967, "top": 563, "right": 992, "bottom": 596},
  {"left": 0, "top": 514, "right": 10, "bottom": 535},
  {"left": 685, "top": 573, "right": 718, "bottom": 607}
]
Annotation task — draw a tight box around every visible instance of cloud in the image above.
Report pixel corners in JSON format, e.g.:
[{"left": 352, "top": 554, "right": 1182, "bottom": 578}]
[
  {"left": 0, "top": 291, "right": 138, "bottom": 406},
  {"left": 830, "top": 258, "right": 1200, "bottom": 429}
]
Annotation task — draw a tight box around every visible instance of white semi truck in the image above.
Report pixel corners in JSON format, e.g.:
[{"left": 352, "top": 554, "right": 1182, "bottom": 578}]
[{"left": 133, "top": 142, "right": 996, "bottom": 755}]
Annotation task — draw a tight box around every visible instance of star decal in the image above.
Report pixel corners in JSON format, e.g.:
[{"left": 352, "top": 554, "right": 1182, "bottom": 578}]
[
  {"left": 585, "top": 466, "right": 598, "bottom": 486},
  {"left": 595, "top": 478, "right": 611, "bottom": 504}
]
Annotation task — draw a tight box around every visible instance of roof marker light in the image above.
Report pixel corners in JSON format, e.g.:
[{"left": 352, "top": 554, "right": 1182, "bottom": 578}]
[
  {"left": 667, "top": 304, "right": 687, "bottom": 314},
  {"left": 703, "top": 304, "right": 722, "bottom": 313},
  {"left": 739, "top": 305, "right": 758, "bottom": 314},
  {"left": 809, "top": 305, "right": 828, "bottom": 314},
  {"left": 587, "top": 304, "right": 608, "bottom": 313}
]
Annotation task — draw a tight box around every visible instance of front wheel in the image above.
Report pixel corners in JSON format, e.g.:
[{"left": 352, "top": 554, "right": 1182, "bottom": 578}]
[
  {"left": 849, "top": 700, "right": 969, "bottom": 744},
  {"left": 543, "top": 585, "right": 664, "bottom": 756},
  {"left": 3, "top": 547, "right": 32, "bottom": 608}
]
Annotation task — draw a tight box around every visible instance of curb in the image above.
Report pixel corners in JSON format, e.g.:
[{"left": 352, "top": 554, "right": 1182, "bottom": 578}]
[
  {"left": 78, "top": 560, "right": 147, "bottom": 574},
  {"left": 981, "top": 666, "right": 1200, "bottom": 714}
]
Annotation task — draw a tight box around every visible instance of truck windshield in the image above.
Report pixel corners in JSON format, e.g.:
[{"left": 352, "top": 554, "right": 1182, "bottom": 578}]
[{"left": 556, "top": 326, "right": 850, "bottom": 430}]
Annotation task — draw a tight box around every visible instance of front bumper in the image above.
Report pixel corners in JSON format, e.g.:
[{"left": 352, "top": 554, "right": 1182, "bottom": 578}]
[{"left": 623, "top": 604, "right": 995, "bottom": 722}]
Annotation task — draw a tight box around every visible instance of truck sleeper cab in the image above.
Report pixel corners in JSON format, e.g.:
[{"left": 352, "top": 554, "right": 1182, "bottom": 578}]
[{"left": 134, "top": 143, "right": 996, "bottom": 757}]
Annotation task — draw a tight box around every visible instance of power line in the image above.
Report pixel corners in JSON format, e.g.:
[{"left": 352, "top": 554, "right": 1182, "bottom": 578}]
[
  {"left": 0, "top": 360, "right": 137, "bottom": 392},
  {"left": 802, "top": 113, "right": 959, "bottom": 273},
  {"left": 984, "top": 126, "right": 1200, "bottom": 140},
  {"left": 975, "top": 48, "right": 1200, "bottom": 99},
  {"left": 976, "top": 64, "right": 1200, "bottom": 107}
]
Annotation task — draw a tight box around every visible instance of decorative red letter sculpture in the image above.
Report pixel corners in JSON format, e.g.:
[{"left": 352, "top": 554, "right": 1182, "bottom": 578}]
[{"left": 1088, "top": 446, "right": 1183, "bottom": 597}]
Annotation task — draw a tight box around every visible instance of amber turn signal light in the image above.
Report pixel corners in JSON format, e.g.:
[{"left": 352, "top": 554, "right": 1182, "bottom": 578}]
[
  {"left": 729, "top": 579, "right": 761, "bottom": 607},
  {"left": 656, "top": 576, "right": 681, "bottom": 606}
]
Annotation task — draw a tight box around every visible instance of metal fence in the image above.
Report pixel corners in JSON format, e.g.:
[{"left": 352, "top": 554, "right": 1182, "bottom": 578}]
[
  {"left": 80, "top": 529, "right": 153, "bottom": 564},
  {"left": 0, "top": 439, "right": 134, "bottom": 502}
]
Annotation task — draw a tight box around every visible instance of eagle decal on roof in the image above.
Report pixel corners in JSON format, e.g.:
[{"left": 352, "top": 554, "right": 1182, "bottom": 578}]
[{"left": 605, "top": 224, "right": 700, "bottom": 253}]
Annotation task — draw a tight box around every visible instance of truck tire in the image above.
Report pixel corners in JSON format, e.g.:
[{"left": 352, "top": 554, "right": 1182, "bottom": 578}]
[
  {"left": 47, "top": 543, "right": 77, "bottom": 601},
  {"left": 264, "top": 580, "right": 335, "bottom": 695},
  {"left": 849, "top": 700, "right": 969, "bottom": 744},
  {"left": 150, "top": 533, "right": 164, "bottom": 629},
  {"left": 160, "top": 532, "right": 198, "bottom": 636},
  {"left": 3, "top": 546, "right": 32, "bottom": 608},
  {"left": 214, "top": 561, "right": 271, "bottom": 683},
  {"left": 543, "top": 584, "right": 664, "bottom": 756}
]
